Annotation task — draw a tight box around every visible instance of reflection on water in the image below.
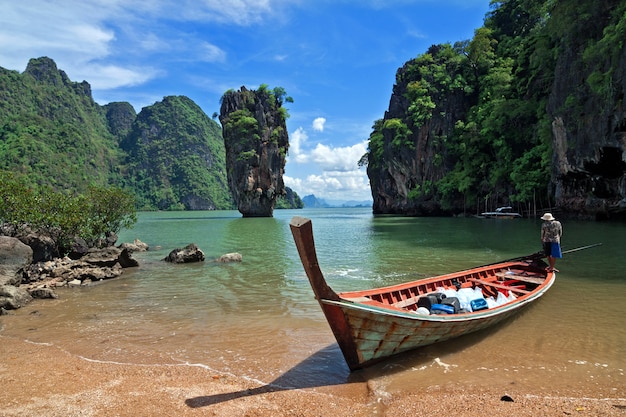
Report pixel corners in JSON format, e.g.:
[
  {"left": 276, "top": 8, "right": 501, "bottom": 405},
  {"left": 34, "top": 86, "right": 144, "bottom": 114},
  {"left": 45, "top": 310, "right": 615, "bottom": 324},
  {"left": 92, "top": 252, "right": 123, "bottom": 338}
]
[{"left": 1, "top": 208, "right": 625, "bottom": 395}]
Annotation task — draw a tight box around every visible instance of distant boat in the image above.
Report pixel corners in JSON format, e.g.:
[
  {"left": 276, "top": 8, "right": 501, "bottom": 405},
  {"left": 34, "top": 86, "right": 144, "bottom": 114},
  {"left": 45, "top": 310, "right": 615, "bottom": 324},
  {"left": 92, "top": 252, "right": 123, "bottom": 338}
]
[
  {"left": 290, "top": 216, "right": 554, "bottom": 371},
  {"left": 480, "top": 206, "right": 522, "bottom": 219}
]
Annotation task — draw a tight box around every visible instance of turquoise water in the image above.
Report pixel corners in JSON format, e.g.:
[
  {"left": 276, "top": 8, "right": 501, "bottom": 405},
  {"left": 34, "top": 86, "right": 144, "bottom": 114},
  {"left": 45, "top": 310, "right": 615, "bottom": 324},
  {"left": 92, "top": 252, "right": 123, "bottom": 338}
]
[{"left": 2, "top": 208, "right": 625, "bottom": 395}]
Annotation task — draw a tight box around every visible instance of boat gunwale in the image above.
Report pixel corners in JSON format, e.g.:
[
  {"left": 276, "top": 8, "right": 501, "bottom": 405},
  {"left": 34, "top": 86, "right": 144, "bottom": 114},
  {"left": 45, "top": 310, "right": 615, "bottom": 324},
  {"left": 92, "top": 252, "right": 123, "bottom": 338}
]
[{"left": 323, "top": 272, "right": 555, "bottom": 322}]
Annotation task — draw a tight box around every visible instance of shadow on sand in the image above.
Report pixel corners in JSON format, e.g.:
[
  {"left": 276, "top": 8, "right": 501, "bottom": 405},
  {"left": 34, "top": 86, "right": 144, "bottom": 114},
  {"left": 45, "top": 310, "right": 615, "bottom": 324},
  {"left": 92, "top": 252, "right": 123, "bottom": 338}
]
[
  {"left": 184, "top": 344, "right": 362, "bottom": 408},
  {"left": 184, "top": 313, "right": 526, "bottom": 409}
]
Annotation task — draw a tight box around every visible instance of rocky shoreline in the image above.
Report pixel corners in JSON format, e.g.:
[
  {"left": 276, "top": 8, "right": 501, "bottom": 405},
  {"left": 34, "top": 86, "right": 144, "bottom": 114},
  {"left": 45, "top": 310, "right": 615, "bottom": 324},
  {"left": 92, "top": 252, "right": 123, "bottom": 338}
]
[
  {"left": 0, "top": 235, "right": 146, "bottom": 313},
  {"left": 1, "top": 232, "right": 243, "bottom": 314}
]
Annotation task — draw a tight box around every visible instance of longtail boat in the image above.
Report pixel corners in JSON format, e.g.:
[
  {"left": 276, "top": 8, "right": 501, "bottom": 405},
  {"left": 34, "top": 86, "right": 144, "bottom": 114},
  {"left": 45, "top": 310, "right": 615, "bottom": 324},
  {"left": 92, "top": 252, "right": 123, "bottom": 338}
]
[{"left": 289, "top": 216, "right": 556, "bottom": 371}]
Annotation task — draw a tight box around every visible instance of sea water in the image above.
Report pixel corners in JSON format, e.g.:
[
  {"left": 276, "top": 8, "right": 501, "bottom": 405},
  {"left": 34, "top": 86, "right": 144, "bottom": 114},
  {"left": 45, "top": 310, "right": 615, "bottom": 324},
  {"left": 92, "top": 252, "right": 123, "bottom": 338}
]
[{"left": 1, "top": 208, "right": 625, "bottom": 395}]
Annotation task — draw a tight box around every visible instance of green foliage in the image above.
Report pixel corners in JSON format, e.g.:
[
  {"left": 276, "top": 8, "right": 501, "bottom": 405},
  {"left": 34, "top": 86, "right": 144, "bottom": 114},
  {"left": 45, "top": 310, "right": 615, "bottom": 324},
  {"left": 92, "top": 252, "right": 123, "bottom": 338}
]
[
  {"left": 406, "top": 81, "right": 436, "bottom": 127},
  {"left": 237, "top": 150, "right": 257, "bottom": 161},
  {"left": 383, "top": 118, "right": 413, "bottom": 149},
  {"left": 0, "top": 171, "right": 136, "bottom": 254},
  {"left": 121, "top": 96, "right": 233, "bottom": 211},
  {"left": 408, "top": 180, "right": 433, "bottom": 200},
  {"left": 365, "top": 119, "right": 384, "bottom": 167},
  {"left": 224, "top": 109, "right": 260, "bottom": 142},
  {"left": 272, "top": 86, "right": 294, "bottom": 105},
  {"left": 0, "top": 58, "right": 233, "bottom": 212},
  {"left": 83, "top": 186, "right": 137, "bottom": 243},
  {"left": 275, "top": 187, "right": 304, "bottom": 209}
]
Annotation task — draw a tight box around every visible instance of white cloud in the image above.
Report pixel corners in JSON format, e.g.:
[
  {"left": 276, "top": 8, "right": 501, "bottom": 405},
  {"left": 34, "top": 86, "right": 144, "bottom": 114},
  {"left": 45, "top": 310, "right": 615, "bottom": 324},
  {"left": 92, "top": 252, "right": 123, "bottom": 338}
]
[
  {"left": 312, "top": 117, "right": 326, "bottom": 132},
  {"left": 289, "top": 127, "right": 309, "bottom": 163},
  {"left": 80, "top": 64, "right": 161, "bottom": 90},
  {"left": 0, "top": 1, "right": 160, "bottom": 91},
  {"left": 177, "top": 0, "right": 275, "bottom": 25},
  {"left": 310, "top": 141, "right": 367, "bottom": 172},
  {"left": 200, "top": 42, "right": 227, "bottom": 63},
  {"left": 284, "top": 170, "right": 370, "bottom": 201},
  {"left": 285, "top": 132, "right": 370, "bottom": 200}
]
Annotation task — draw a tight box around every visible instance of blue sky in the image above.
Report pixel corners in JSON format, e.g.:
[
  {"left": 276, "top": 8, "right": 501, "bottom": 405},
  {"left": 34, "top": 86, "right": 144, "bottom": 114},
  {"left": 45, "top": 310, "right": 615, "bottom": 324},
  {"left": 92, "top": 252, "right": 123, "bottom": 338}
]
[{"left": 0, "top": 0, "right": 491, "bottom": 202}]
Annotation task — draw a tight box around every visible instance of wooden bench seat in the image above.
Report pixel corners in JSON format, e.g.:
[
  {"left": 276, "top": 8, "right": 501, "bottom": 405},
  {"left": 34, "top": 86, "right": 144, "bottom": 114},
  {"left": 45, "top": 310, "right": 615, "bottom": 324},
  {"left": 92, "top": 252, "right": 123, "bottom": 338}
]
[
  {"left": 468, "top": 278, "right": 530, "bottom": 294},
  {"left": 495, "top": 272, "right": 545, "bottom": 285},
  {"left": 391, "top": 295, "right": 422, "bottom": 308}
]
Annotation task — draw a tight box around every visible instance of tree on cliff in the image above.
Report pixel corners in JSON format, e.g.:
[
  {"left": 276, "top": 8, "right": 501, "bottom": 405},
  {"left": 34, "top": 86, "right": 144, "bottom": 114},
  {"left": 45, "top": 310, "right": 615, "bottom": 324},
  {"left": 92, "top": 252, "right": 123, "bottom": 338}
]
[{"left": 219, "top": 85, "right": 292, "bottom": 217}]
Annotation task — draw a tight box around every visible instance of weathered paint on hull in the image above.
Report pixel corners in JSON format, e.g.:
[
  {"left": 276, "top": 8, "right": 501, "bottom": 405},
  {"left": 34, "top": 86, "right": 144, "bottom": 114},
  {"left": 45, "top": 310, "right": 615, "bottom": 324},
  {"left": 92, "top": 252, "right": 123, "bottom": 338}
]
[{"left": 321, "top": 295, "right": 545, "bottom": 369}]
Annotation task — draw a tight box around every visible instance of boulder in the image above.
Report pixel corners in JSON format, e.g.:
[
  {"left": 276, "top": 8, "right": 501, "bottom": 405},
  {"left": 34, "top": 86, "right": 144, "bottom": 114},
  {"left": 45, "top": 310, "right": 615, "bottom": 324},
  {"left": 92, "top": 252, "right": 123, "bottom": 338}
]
[
  {"left": 0, "top": 285, "right": 33, "bottom": 310},
  {"left": 216, "top": 252, "right": 243, "bottom": 263},
  {"left": 22, "top": 247, "right": 137, "bottom": 285},
  {"left": 82, "top": 247, "right": 138, "bottom": 268},
  {"left": 29, "top": 287, "right": 58, "bottom": 299},
  {"left": 163, "top": 243, "right": 205, "bottom": 263},
  {"left": 68, "top": 237, "right": 90, "bottom": 260},
  {"left": 0, "top": 236, "right": 33, "bottom": 286},
  {"left": 118, "top": 239, "right": 149, "bottom": 253},
  {"left": 19, "top": 232, "right": 59, "bottom": 262},
  {"left": 60, "top": 261, "right": 123, "bottom": 282}
]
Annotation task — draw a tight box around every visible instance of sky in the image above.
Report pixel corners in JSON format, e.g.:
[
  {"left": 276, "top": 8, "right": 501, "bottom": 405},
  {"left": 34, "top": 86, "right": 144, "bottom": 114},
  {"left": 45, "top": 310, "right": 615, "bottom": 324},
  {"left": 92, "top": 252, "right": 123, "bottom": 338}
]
[{"left": 0, "top": 0, "right": 492, "bottom": 202}]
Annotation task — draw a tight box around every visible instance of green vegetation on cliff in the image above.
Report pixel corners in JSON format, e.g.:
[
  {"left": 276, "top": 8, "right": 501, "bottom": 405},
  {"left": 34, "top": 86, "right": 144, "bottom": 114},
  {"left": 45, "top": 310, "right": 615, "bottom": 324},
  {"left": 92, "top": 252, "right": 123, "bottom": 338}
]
[
  {"left": 0, "top": 58, "right": 122, "bottom": 190},
  {"left": 365, "top": 0, "right": 626, "bottom": 216},
  {"left": 0, "top": 58, "right": 236, "bottom": 211},
  {"left": 121, "top": 96, "right": 233, "bottom": 210}
]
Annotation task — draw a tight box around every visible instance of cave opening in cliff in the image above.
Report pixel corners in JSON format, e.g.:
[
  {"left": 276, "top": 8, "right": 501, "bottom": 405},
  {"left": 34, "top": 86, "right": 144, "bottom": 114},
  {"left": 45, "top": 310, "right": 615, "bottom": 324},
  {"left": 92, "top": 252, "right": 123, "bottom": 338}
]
[{"left": 585, "top": 147, "right": 625, "bottom": 179}]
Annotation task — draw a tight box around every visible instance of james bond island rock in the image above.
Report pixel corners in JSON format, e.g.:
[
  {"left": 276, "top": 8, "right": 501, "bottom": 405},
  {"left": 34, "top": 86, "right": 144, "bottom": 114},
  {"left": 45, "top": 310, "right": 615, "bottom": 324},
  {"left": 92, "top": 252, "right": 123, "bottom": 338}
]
[{"left": 219, "top": 85, "right": 291, "bottom": 217}]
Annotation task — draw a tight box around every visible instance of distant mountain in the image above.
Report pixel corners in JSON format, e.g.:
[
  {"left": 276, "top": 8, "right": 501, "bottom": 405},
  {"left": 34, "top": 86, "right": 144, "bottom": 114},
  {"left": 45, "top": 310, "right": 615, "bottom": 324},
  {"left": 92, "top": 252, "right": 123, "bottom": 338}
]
[
  {"left": 302, "top": 194, "right": 329, "bottom": 208},
  {"left": 302, "top": 195, "right": 372, "bottom": 208},
  {"left": 334, "top": 200, "right": 373, "bottom": 208}
]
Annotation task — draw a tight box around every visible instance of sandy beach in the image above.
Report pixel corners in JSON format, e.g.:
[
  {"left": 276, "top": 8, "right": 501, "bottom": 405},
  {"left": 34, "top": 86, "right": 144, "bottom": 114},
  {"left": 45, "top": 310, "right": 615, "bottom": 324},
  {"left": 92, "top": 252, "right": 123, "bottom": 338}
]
[{"left": 1, "top": 335, "right": 624, "bottom": 417}]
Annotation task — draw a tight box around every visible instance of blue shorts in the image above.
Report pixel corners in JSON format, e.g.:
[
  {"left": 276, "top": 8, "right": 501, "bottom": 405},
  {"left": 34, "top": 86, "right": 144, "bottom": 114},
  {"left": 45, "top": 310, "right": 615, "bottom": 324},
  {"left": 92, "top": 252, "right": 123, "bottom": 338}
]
[{"left": 543, "top": 242, "right": 562, "bottom": 258}]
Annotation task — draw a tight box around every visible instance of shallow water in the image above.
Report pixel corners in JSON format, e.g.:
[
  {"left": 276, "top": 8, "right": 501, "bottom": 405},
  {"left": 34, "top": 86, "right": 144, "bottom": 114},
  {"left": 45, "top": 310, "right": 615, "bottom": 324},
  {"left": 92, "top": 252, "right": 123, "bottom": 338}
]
[{"left": 2, "top": 208, "right": 625, "bottom": 396}]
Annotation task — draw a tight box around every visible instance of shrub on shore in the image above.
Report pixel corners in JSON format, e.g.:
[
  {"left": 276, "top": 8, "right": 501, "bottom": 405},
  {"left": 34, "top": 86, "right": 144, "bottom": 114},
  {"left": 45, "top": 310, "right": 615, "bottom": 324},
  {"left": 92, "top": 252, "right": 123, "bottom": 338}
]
[{"left": 0, "top": 170, "right": 136, "bottom": 255}]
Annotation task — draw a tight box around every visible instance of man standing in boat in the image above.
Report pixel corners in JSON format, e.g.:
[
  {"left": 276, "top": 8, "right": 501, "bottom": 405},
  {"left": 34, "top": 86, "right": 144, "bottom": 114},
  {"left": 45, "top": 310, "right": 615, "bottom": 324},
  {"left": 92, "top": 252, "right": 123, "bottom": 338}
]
[{"left": 541, "top": 213, "right": 563, "bottom": 272}]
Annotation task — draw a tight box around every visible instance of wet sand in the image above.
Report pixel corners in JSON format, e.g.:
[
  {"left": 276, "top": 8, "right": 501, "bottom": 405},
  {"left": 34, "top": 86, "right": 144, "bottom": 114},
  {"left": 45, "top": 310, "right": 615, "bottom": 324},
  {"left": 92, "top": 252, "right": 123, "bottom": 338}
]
[{"left": 2, "top": 335, "right": 624, "bottom": 417}]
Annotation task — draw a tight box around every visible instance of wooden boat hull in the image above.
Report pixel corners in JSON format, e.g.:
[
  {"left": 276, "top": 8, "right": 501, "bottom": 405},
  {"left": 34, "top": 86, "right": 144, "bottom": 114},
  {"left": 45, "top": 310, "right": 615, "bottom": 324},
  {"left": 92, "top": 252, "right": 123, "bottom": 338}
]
[{"left": 290, "top": 216, "right": 555, "bottom": 371}]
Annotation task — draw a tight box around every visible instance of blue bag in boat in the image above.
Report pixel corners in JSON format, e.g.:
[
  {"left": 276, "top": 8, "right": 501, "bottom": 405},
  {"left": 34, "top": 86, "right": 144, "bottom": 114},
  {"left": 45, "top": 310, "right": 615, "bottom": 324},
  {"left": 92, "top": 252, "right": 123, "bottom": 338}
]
[
  {"left": 441, "top": 296, "right": 460, "bottom": 313},
  {"left": 470, "top": 298, "right": 488, "bottom": 312},
  {"left": 430, "top": 303, "right": 455, "bottom": 314}
]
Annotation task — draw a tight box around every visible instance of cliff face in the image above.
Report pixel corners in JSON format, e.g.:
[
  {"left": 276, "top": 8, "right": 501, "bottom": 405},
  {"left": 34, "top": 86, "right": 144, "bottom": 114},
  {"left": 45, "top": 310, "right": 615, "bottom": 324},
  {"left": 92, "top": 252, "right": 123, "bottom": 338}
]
[
  {"left": 219, "top": 86, "right": 289, "bottom": 217},
  {"left": 367, "top": 45, "right": 475, "bottom": 215},
  {"left": 546, "top": 2, "right": 626, "bottom": 218}
]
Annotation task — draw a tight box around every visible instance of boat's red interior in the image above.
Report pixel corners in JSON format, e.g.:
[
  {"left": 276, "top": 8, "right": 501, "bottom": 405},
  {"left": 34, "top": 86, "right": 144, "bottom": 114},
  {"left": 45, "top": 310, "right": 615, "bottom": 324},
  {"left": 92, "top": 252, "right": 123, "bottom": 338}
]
[{"left": 339, "top": 262, "right": 550, "bottom": 313}]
